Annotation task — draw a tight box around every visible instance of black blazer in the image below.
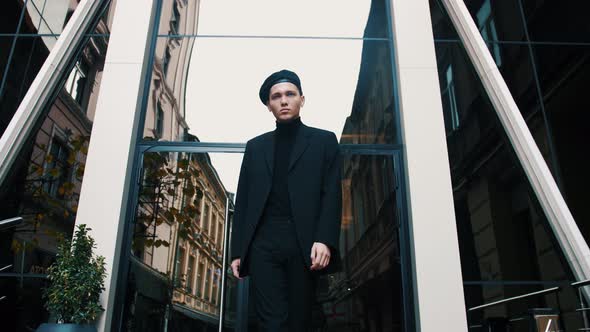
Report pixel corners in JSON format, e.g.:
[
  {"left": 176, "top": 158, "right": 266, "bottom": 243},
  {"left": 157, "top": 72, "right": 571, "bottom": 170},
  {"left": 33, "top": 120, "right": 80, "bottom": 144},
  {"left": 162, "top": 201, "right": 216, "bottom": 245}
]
[{"left": 231, "top": 123, "right": 342, "bottom": 277}]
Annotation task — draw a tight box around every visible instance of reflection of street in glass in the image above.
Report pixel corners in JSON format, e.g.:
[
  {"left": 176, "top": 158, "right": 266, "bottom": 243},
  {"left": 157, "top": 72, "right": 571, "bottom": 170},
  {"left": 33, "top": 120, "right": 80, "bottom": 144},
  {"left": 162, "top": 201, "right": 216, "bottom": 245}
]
[{"left": 131, "top": 151, "right": 232, "bottom": 327}]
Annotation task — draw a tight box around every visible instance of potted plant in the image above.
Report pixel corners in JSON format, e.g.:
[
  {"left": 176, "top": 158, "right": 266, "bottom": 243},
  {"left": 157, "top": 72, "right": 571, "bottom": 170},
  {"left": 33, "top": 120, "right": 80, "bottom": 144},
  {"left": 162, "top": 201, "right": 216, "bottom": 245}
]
[{"left": 37, "top": 224, "right": 107, "bottom": 332}]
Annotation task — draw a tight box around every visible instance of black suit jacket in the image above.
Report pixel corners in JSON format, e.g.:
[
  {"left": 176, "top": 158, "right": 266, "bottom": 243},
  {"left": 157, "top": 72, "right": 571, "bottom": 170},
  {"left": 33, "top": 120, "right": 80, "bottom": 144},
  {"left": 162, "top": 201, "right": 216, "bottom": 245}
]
[{"left": 231, "top": 123, "right": 342, "bottom": 277}]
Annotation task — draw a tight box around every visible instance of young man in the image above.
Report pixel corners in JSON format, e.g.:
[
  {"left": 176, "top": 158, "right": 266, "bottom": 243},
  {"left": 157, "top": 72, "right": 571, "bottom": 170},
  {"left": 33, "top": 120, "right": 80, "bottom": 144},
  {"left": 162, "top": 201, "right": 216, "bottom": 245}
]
[{"left": 230, "top": 69, "right": 342, "bottom": 331}]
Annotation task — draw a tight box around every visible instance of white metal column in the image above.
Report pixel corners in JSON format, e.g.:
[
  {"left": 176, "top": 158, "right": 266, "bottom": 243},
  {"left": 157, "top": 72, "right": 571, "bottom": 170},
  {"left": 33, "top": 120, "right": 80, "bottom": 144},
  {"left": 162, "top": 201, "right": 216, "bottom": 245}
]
[
  {"left": 440, "top": 0, "right": 590, "bottom": 289},
  {"left": 73, "top": 0, "right": 158, "bottom": 330},
  {"left": 388, "top": 0, "right": 468, "bottom": 330}
]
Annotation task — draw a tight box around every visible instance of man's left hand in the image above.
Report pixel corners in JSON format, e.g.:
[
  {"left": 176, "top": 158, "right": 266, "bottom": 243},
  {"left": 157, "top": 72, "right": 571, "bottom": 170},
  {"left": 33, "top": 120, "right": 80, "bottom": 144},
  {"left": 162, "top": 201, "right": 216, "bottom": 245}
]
[{"left": 310, "top": 242, "right": 331, "bottom": 271}]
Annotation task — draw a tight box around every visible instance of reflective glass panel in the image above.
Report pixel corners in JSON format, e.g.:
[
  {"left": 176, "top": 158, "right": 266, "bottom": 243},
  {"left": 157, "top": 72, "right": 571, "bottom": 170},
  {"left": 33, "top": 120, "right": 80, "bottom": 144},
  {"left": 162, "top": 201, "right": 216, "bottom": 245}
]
[
  {"left": 521, "top": 0, "right": 590, "bottom": 43},
  {"left": 434, "top": 39, "right": 572, "bottom": 282},
  {"left": 125, "top": 151, "right": 407, "bottom": 331},
  {"left": 464, "top": 0, "right": 526, "bottom": 42},
  {"left": 431, "top": 0, "right": 590, "bottom": 43},
  {"left": 429, "top": 2, "right": 589, "bottom": 328},
  {"left": 319, "top": 153, "right": 405, "bottom": 331},
  {"left": 20, "top": 0, "right": 80, "bottom": 36},
  {"left": 0, "top": 1, "right": 25, "bottom": 34},
  {"left": 142, "top": 37, "right": 397, "bottom": 144},
  {"left": 434, "top": 42, "right": 540, "bottom": 120},
  {"left": 158, "top": 0, "right": 389, "bottom": 38},
  {"left": 432, "top": 38, "right": 582, "bottom": 330},
  {"left": 433, "top": 41, "right": 562, "bottom": 179},
  {"left": 464, "top": 283, "right": 579, "bottom": 331},
  {"left": 430, "top": 0, "right": 527, "bottom": 42},
  {"left": 0, "top": 36, "right": 52, "bottom": 137},
  {"left": 0, "top": 8, "right": 114, "bottom": 330},
  {"left": 125, "top": 151, "right": 242, "bottom": 331},
  {"left": 532, "top": 44, "right": 590, "bottom": 242},
  {"left": 0, "top": 34, "right": 110, "bottom": 138},
  {"left": 429, "top": 0, "right": 460, "bottom": 41},
  {"left": 0, "top": 277, "right": 51, "bottom": 331},
  {"left": 0, "top": 37, "right": 15, "bottom": 76}
]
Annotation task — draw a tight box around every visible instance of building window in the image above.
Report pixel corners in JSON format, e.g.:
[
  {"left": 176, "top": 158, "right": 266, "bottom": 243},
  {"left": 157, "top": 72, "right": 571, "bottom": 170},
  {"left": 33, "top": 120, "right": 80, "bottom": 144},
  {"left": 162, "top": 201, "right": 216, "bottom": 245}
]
[
  {"left": 211, "top": 213, "right": 217, "bottom": 238},
  {"left": 204, "top": 266, "right": 211, "bottom": 301},
  {"left": 155, "top": 102, "right": 164, "bottom": 138},
  {"left": 186, "top": 255, "right": 195, "bottom": 293},
  {"left": 174, "top": 247, "right": 186, "bottom": 286},
  {"left": 217, "top": 221, "right": 223, "bottom": 249},
  {"left": 203, "top": 204, "right": 210, "bottom": 233},
  {"left": 44, "top": 138, "right": 72, "bottom": 198},
  {"left": 476, "top": 0, "right": 502, "bottom": 66},
  {"left": 64, "top": 61, "right": 89, "bottom": 106},
  {"left": 169, "top": 3, "right": 180, "bottom": 35},
  {"left": 212, "top": 269, "right": 219, "bottom": 305},
  {"left": 441, "top": 65, "right": 460, "bottom": 132},
  {"left": 196, "top": 261, "right": 204, "bottom": 297},
  {"left": 163, "top": 48, "right": 171, "bottom": 76}
]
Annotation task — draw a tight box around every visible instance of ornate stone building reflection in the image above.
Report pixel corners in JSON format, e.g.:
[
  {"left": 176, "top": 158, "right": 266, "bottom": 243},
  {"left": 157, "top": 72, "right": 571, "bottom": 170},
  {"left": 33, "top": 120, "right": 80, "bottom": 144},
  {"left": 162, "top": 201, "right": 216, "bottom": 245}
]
[
  {"left": 430, "top": 0, "right": 585, "bottom": 328},
  {"left": 14, "top": 7, "right": 112, "bottom": 272},
  {"left": 143, "top": 0, "right": 201, "bottom": 142},
  {"left": 0, "top": 1, "right": 115, "bottom": 330},
  {"left": 322, "top": 0, "right": 403, "bottom": 331},
  {"left": 126, "top": 1, "right": 234, "bottom": 329},
  {"left": 340, "top": 1, "right": 395, "bottom": 146},
  {"left": 130, "top": 146, "right": 230, "bottom": 329}
]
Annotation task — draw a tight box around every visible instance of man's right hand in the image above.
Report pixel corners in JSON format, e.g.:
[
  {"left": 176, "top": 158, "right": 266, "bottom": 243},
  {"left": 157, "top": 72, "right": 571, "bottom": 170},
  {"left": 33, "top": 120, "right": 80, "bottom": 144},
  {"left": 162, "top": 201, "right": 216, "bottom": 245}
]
[{"left": 231, "top": 258, "right": 241, "bottom": 279}]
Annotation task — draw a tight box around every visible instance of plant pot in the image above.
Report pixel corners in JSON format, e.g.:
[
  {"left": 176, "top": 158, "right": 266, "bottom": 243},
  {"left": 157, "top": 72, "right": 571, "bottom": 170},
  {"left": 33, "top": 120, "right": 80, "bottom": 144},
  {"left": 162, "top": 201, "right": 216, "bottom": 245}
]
[{"left": 36, "top": 323, "right": 97, "bottom": 332}]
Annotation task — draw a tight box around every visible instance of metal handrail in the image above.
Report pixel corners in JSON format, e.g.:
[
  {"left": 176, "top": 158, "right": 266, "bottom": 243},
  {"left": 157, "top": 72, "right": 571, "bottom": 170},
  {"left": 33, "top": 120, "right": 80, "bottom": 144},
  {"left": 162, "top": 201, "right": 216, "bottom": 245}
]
[
  {"left": 467, "top": 287, "right": 561, "bottom": 312},
  {"left": 572, "top": 279, "right": 590, "bottom": 329},
  {"left": 0, "top": 217, "right": 23, "bottom": 231},
  {"left": 572, "top": 279, "right": 590, "bottom": 289}
]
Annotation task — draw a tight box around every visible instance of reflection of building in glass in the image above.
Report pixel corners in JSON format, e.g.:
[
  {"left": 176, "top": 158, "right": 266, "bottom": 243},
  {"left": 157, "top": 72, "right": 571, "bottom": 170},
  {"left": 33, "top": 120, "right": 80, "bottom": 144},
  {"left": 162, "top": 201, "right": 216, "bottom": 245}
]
[
  {"left": 0, "top": 1, "right": 115, "bottom": 330},
  {"left": 143, "top": 0, "right": 201, "bottom": 141},
  {"left": 324, "top": 1, "right": 403, "bottom": 331},
  {"left": 125, "top": 1, "right": 231, "bottom": 328},
  {"left": 129, "top": 147, "right": 230, "bottom": 329},
  {"left": 328, "top": 154, "right": 400, "bottom": 331},
  {"left": 15, "top": 21, "right": 112, "bottom": 267},
  {"left": 1, "top": 0, "right": 589, "bottom": 330},
  {"left": 433, "top": 40, "right": 576, "bottom": 326},
  {"left": 430, "top": 0, "right": 590, "bottom": 328},
  {"left": 124, "top": 1, "right": 235, "bottom": 328},
  {"left": 3, "top": 0, "right": 111, "bottom": 278},
  {"left": 23, "top": 0, "right": 79, "bottom": 49},
  {"left": 340, "top": 0, "right": 395, "bottom": 145}
]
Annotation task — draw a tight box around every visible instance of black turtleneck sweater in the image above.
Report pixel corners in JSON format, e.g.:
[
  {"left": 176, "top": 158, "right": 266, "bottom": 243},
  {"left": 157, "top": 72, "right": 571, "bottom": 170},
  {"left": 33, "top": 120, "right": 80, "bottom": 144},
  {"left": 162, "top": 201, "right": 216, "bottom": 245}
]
[{"left": 261, "top": 116, "right": 302, "bottom": 220}]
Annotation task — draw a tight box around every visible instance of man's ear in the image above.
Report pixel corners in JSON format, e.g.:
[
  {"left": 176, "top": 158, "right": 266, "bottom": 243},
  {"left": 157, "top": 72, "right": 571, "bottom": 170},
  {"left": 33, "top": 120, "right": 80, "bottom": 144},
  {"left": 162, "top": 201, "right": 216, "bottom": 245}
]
[{"left": 301, "top": 95, "right": 305, "bottom": 107}]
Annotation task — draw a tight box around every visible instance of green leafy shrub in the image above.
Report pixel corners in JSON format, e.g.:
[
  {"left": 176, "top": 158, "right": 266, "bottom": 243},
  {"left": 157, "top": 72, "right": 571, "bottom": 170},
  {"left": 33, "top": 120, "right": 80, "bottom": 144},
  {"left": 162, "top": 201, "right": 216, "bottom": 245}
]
[{"left": 43, "top": 224, "right": 107, "bottom": 324}]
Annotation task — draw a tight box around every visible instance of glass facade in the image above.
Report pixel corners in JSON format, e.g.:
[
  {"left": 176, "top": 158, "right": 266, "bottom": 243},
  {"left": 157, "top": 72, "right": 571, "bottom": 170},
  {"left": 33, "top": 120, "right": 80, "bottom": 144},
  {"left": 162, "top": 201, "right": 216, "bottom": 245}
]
[
  {"left": 118, "top": 0, "right": 411, "bottom": 330},
  {"left": 1, "top": 0, "right": 588, "bottom": 331},
  {"left": 123, "top": 149, "right": 407, "bottom": 331},
  {"left": 0, "top": 1, "right": 115, "bottom": 331},
  {"left": 141, "top": 0, "right": 399, "bottom": 145},
  {"left": 430, "top": 0, "right": 590, "bottom": 330}
]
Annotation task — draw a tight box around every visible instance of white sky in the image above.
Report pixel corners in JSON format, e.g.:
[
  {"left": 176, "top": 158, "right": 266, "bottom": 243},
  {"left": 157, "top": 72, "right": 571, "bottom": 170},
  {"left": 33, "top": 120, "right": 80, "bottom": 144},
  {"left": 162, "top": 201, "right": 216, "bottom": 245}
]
[{"left": 185, "top": 0, "right": 371, "bottom": 194}]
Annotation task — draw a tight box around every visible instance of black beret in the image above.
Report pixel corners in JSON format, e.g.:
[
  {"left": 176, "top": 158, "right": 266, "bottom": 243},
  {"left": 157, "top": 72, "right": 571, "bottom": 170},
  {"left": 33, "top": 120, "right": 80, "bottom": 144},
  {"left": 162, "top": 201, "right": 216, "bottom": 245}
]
[{"left": 259, "top": 69, "right": 303, "bottom": 105}]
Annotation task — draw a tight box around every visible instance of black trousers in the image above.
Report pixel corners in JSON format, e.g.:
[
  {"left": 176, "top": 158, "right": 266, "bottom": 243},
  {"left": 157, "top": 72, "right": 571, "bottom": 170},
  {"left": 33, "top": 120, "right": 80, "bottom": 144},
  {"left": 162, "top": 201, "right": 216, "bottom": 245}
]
[{"left": 247, "top": 217, "right": 317, "bottom": 332}]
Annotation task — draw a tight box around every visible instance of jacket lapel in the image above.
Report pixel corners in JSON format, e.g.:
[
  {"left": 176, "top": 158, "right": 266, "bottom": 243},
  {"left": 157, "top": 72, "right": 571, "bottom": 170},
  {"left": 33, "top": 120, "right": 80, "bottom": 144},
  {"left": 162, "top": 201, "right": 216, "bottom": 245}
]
[
  {"left": 263, "top": 133, "right": 274, "bottom": 176},
  {"left": 288, "top": 125, "right": 311, "bottom": 173}
]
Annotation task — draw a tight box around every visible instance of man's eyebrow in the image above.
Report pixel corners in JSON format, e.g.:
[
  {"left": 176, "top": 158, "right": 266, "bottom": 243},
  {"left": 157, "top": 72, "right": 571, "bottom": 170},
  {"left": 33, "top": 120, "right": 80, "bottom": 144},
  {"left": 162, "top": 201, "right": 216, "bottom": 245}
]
[{"left": 271, "top": 89, "right": 297, "bottom": 97}]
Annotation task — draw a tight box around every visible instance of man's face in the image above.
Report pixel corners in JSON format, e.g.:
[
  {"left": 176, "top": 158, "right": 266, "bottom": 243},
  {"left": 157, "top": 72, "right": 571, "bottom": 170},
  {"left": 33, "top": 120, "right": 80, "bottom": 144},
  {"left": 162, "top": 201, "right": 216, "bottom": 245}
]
[{"left": 266, "top": 82, "right": 305, "bottom": 123}]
